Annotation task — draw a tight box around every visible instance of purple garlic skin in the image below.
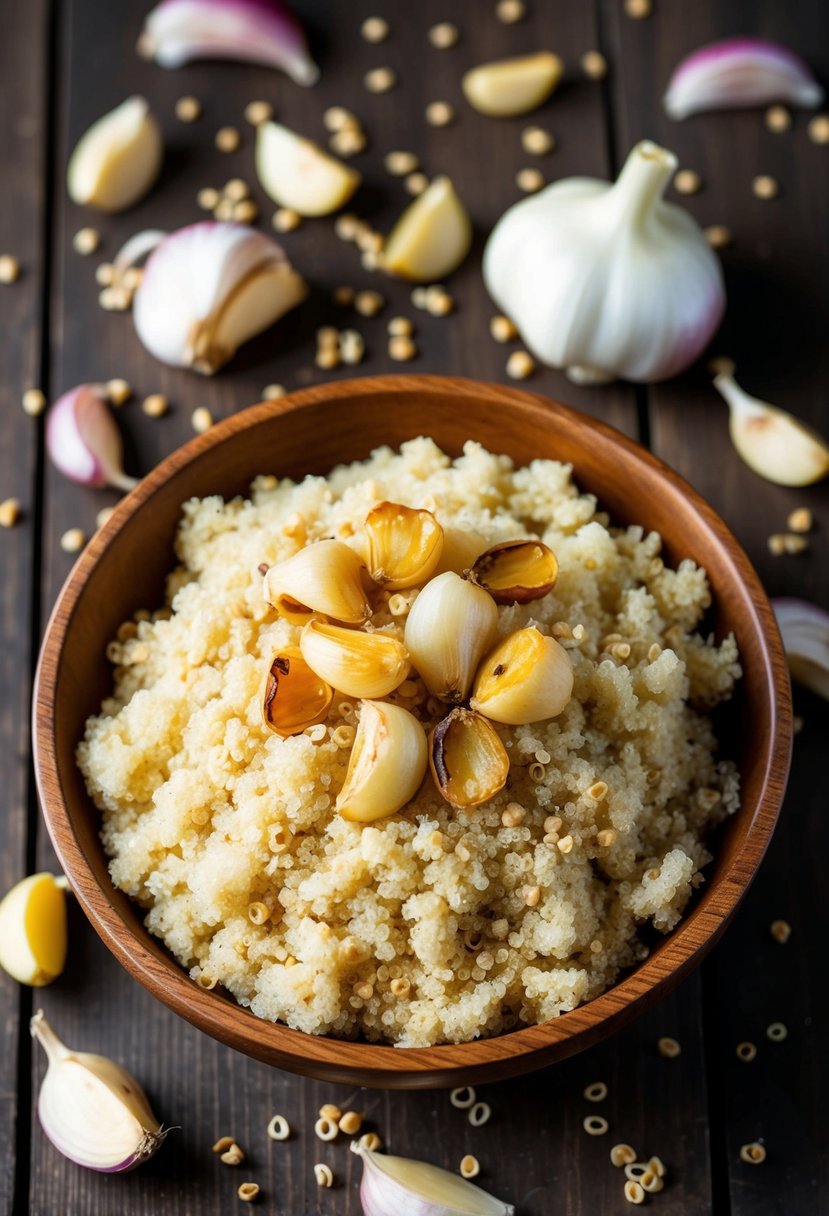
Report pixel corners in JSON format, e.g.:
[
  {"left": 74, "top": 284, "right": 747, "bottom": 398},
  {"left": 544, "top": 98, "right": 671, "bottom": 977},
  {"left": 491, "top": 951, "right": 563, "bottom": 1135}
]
[{"left": 664, "top": 37, "right": 824, "bottom": 120}]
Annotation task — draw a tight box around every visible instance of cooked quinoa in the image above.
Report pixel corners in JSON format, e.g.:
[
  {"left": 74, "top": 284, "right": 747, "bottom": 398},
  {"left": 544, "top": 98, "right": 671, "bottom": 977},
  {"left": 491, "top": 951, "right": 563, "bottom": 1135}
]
[{"left": 78, "top": 439, "right": 741, "bottom": 1047}]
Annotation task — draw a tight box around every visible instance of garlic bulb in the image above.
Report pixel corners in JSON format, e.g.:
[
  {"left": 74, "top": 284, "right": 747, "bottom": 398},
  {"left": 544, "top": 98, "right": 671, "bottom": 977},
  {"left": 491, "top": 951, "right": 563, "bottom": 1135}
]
[
  {"left": 31, "top": 1011, "right": 166, "bottom": 1172},
  {"left": 713, "top": 372, "right": 829, "bottom": 486},
  {"left": 47, "top": 384, "right": 138, "bottom": 492},
  {"left": 132, "top": 222, "right": 307, "bottom": 373},
  {"left": 773, "top": 599, "right": 829, "bottom": 701},
  {"left": 336, "top": 701, "right": 428, "bottom": 823},
  {"left": 0, "top": 874, "right": 67, "bottom": 986},
  {"left": 404, "top": 571, "right": 499, "bottom": 703},
  {"left": 67, "top": 97, "right": 162, "bottom": 213},
  {"left": 483, "top": 140, "right": 726, "bottom": 384},
  {"left": 355, "top": 1144, "right": 515, "bottom": 1216},
  {"left": 664, "top": 38, "right": 824, "bottom": 121}
]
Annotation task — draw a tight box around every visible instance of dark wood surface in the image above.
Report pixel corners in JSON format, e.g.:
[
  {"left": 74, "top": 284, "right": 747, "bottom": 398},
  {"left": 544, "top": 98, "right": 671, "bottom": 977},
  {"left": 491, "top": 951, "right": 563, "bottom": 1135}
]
[{"left": 0, "top": 0, "right": 826, "bottom": 1212}]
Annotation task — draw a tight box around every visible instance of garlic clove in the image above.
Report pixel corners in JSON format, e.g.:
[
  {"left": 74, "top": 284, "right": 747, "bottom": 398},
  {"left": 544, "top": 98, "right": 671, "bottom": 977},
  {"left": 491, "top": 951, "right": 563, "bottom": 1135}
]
[
  {"left": 262, "top": 647, "right": 333, "bottom": 737},
  {"left": 0, "top": 874, "right": 68, "bottom": 986},
  {"left": 264, "top": 539, "right": 372, "bottom": 625},
  {"left": 138, "top": 0, "right": 319, "bottom": 85},
  {"left": 773, "top": 599, "right": 829, "bottom": 700},
  {"left": 432, "top": 527, "right": 490, "bottom": 577},
  {"left": 664, "top": 38, "right": 824, "bottom": 121},
  {"left": 31, "top": 1010, "right": 166, "bottom": 1173},
  {"left": 468, "top": 538, "right": 558, "bottom": 604},
  {"left": 203, "top": 258, "right": 309, "bottom": 374},
  {"left": 429, "top": 708, "right": 510, "bottom": 808},
  {"left": 67, "top": 97, "right": 163, "bottom": 213},
  {"left": 364, "top": 501, "right": 444, "bottom": 590},
  {"left": 256, "top": 121, "right": 360, "bottom": 217},
  {"left": 462, "top": 51, "right": 564, "bottom": 117},
  {"left": 336, "top": 701, "right": 428, "bottom": 823},
  {"left": 300, "top": 620, "right": 410, "bottom": 699},
  {"left": 471, "top": 626, "right": 573, "bottom": 726},
  {"left": 403, "top": 571, "right": 499, "bottom": 704},
  {"left": 47, "top": 384, "right": 138, "bottom": 493},
  {"left": 355, "top": 1143, "right": 515, "bottom": 1216},
  {"left": 714, "top": 372, "right": 829, "bottom": 486},
  {"left": 383, "top": 177, "right": 472, "bottom": 283}
]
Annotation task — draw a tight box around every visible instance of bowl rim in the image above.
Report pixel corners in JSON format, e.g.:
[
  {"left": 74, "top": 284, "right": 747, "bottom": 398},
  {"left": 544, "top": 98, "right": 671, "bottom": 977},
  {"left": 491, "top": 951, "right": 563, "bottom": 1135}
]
[{"left": 33, "top": 374, "right": 792, "bottom": 1086}]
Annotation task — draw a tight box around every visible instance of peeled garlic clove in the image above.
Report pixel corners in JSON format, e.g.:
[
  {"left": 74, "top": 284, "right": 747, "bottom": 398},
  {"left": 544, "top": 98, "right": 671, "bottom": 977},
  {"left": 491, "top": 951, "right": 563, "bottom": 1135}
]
[
  {"left": 138, "top": 0, "right": 319, "bottom": 85},
  {"left": 383, "top": 176, "right": 472, "bottom": 283},
  {"left": 468, "top": 538, "right": 558, "bottom": 604},
  {"left": 31, "top": 1010, "right": 166, "bottom": 1172},
  {"left": 364, "top": 501, "right": 444, "bottom": 590},
  {"left": 432, "top": 527, "right": 490, "bottom": 577},
  {"left": 664, "top": 38, "right": 824, "bottom": 121},
  {"left": 471, "top": 626, "right": 573, "bottom": 726},
  {"left": 264, "top": 539, "right": 372, "bottom": 624},
  {"left": 262, "top": 647, "right": 333, "bottom": 737},
  {"left": 773, "top": 599, "right": 829, "bottom": 700},
  {"left": 714, "top": 372, "right": 829, "bottom": 486},
  {"left": 256, "top": 120, "right": 360, "bottom": 217},
  {"left": 462, "top": 51, "right": 564, "bottom": 117},
  {"left": 0, "top": 874, "right": 67, "bottom": 986},
  {"left": 300, "top": 620, "right": 410, "bottom": 699},
  {"left": 355, "top": 1143, "right": 515, "bottom": 1216},
  {"left": 132, "top": 222, "right": 307, "bottom": 374},
  {"left": 47, "top": 384, "right": 138, "bottom": 493},
  {"left": 404, "top": 571, "right": 499, "bottom": 704},
  {"left": 67, "top": 97, "right": 162, "bottom": 213},
  {"left": 336, "top": 701, "right": 428, "bottom": 823},
  {"left": 429, "top": 708, "right": 510, "bottom": 809}
]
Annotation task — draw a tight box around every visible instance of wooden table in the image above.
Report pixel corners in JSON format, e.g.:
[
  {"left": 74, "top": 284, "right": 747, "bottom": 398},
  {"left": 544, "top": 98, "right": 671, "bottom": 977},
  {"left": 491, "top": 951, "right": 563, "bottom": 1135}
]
[{"left": 2, "top": 1, "right": 827, "bottom": 1212}]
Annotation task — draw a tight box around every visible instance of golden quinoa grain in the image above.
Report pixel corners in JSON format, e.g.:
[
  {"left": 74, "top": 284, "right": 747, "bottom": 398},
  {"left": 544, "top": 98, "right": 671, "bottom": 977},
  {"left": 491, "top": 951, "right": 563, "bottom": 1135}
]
[
  {"left": 765, "top": 104, "right": 791, "bottom": 132},
  {"left": 496, "top": 0, "right": 525, "bottom": 22},
  {"left": 521, "top": 126, "right": 554, "bottom": 156},
  {"left": 0, "top": 254, "right": 21, "bottom": 283},
  {"left": 587, "top": 781, "right": 608, "bottom": 801},
  {"left": 314, "top": 1116, "right": 338, "bottom": 1142},
  {"left": 390, "top": 975, "right": 411, "bottom": 996},
  {"left": 783, "top": 533, "right": 808, "bottom": 555},
  {"left": 365, "top": 67, "right": 396, "bottom": 93},
  {"left": 624, "top": 1179, "right": 645, "bottom": 1204},
  {"left": 175, "top": 95, "right": 201, "bottom": 122},
  {"left": 766, "top": 1021, "right": 787, "bottom": 1042},
  {"left": 584, "top": 1081, "right": 608, "bottom": 1102},
  {"left": 224, "top": 178, "right": 250, "bottom": 202},
  {"left": 272, "top": 207, "right": 301, "bottom": 233},
  {"left": 516, "top": 167, "right": 545, "bottom": 193},
  {"left": 460, "top": 1154, "right": 480, "bottom": 1178},
  {"left": 220, "top": 1143, "right": 245, "bottom": 1165},
  {"left": 339, "top": 329, "right": 365, "bottom": 365},
  {"left": 314, "top": 1163, "right": 334, "bottom": 1187},
  {"left": 317, "top": 326, "right": 340, "bottom": 349},
  {"left": 323, "top": 106, "right": 356, "bottom": 132},
  {"left": 767, "top": 533, "right": 787, "bottom": 556},
  {"left": 338, "top": 1111, "right": 363, "bottom": 1135},
  {"left": 450, "top": 1085, "right": 476, "bottom": 1109},
  {"left": 740, "top": 1142, "right": 767, "bottom": 1164},
  {"left": 191, "top": 407, "right": 213, "bottom": 434},
  {"left": 426, "top": 288, "right": 453, "bottom": 316},
  {"left": 581, "top": 50, "right": 608, "bottom": 79},
  {"left": 21, "top": 388, "right": 46, "bottom": 416},
  {"left": 96, "top": 506, "right": 115, "bottom": 530},
  {"left": 316, "top": 347, "right": 340, "bottom": 370},
  {"left": 429, "top": 22, "right": 459, "bottom": 48},
  {"left": 501, "top": 804, "right": 526, "bottom": 827},
  {"left": 361, "top": 15, "right": 389, "bottom": 42},
  {"left": 358, "top": 1132, "right": 382, "bottom": 1152},
  {"left": 469, "top": 1101, "right": 491, "bottom": 1127},
  {"left": 213, "top": 1135, "right": 235, "bottom": 1152},
  {"left": 0, "top": 498, "right": 21, "bottom": 528},
  {"left": 142, "top": 393, "right": 168, "bottom": 418},
  {"left": 405, "top": 172, "right": 429, "bottom": 195},
  {"left": 647, "top": 1156, "right": 666, "bottom": 1178},
  {"left": 641, "top": 1171, "right": 664, "bottom": 1194},
  {"left": 355, "top": 290, "right": 385, "bottom": 317},
  {"left": 214, "top": 198, "right": 235, "bottom": 221},
  {"left": 657, "top": 1035, "right": 681, "bottom": 1058},
  {"left": 99, "top": 286, "right": 131, "bottom": 311},
  {"left": 387, "top": 316, "right": 413, "bottom": 337},
  {"left": 770, "top": 918, "right": 792, "bottom": 943},
  {"left": 624, "top": 0, "right": 651, "bottom": 17},
  {"left": 318, "top": 1102, "right": 341, "bottom": 1122},
  {"left": 197, "top": 187, "right": 221, "bottom": 211},
  {"left": 674, "top": 168, "right": 702, "bottom": 195},
  {"left": 330, "top": 128, "right": 367, "bottom": 157},
  {"left": 95, "top": 262, "right": 115, "bottom": 285},
  {"left": 624, "top": 1163, "right": 649, "bottom": 1181},
  {"left": 736, "top": 1041, "right": 757, "bottom": 1062},
  {"left": 597, "top": 829, "right": 618, "bottom": 848},
  {"left": 490, "top": 315, "right": 518, "bottom": 342},
  {"left": 73, "top": 227, "right": 100, "bottom": 255},
  {"left": 753, "top": 175, "right": 779, "bottom": 200},
  {"left": 583, "top": 1115, "right": 609, "bottom": 1136},
  {"left": 807, "top": 114, "right": 829, "bottom": 144},
  {"left": 425, "top": 101, "right": 455, "bottom": 127},
  {"left": 233, "top": 200, "right": 259, "bottom": 224},
  {"left": 384, "top": 150, "right": 419, "bottom": 176},
  {"left": 610, "top": 1144, "right": 638, "bottom": 1167},
  {"left": 215, "top": 126, "right": 241, "bottom": 153},
  {"left": 523, "top": 884, "right": 541, "bottom": 907},
  {"left": 557, "top": 835, "right": 574, "bottom": 854},
  {"left": 786, "top": 508, "right": 812, "bottom": 534},
  {"left": 60, "top": 527, "right": 86, "bottom": 554},
  {"left": 237, "top": 1182, "right": 259, "bottom": 1202},
  {"left": 266, "top": 1114, "right": 290, "bottom": 1140},
  {"left": 705, "top": 225, "right": 733, "bottom": 249},
  {"left": 244, "top": 100, "right": 273, "bottom": 126},
  {"left": 247, "top": 901, "right": 270, "bottom": 925},
  {"left": 506, "top": 350, "right": 535, "bottom": 379},
  {"left": 262, "top": 384, "right": 286, "bottom": 400}
]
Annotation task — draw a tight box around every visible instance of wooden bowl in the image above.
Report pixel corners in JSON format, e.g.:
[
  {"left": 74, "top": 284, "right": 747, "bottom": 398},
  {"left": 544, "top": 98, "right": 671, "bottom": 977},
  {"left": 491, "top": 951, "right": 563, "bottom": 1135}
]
[{"left": 33, "top": 376, "right": 791, "bottom": 1089}]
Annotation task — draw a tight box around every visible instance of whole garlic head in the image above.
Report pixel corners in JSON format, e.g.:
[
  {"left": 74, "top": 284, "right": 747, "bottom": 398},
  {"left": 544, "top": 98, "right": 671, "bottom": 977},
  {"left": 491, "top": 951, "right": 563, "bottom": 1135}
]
[{"left": 483, "top": 140, "right": 726, "bottom": 384}]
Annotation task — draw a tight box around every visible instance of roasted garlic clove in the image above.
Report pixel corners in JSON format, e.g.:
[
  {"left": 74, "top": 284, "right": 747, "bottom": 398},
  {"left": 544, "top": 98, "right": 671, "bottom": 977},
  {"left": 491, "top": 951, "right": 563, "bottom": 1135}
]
[
  {"left": 336, "top": 701, "right": 428, "bottom": 822},
  {"left": 263, "top": 539, "right": 371, "bottom": 624},
  {"left": 432, "top": 527, "right": 489, "bottom": 576},
  {"left": 403, "top": 571, "right": 499, "bottom": 703},
  {"left": 262, "top": 647, "right": 333, "bottom": 737},
  {"left": 364, "top": 501, "right": 444, "bottom": 590},
  {"left": 467, "top": 538, "right": 558, "bottom": 604},
  {"left": 300, "top": 620, "right": 410, "bottom": 699},
  {"left": 471, "top": 627, "right": 573, "bottom": 725},
  {"left": 429, "top": 708, "right": 510, "bottom": 808}
]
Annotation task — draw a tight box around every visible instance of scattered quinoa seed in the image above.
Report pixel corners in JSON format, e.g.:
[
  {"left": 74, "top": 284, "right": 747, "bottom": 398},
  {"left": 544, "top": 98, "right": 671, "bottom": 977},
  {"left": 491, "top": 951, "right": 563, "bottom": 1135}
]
[
  {"left": 142, "top": 393, "right": 168, "bottom": 418},
  {"left": 22, "top": 388, "right": 46, "bottom": 416},
  {"left": 266, "top": 1114, "right": 291, "bottom": 1140},
  {"left": 766, "top": 1021, "right": 787, "bottom": 1042},
  {"left": 364, "top": 67, "right": 396, "bottom": 93},
  {"left": 808, "top": 114, "right": 829, "bottom": 144},
  {"left": 521, "top": 126, "right": 555, "bottom": 155},
  {"left": 60, "top": 527, "right": 86, "bottom": 554},
  {"left": 647, "top": 1157, "right": 666, "bottom": 1178},
  {"left": 355, "top": 290, "right": 385, "bottom": 317},
  {"left": 339, "top": 329, "right": 365, "bottom": 365},
  {"left": 215, "top": 126, "right": 241, "bottom": 153},
  {"left": 460, "top": 1154, "right": 480, "bottom": 1178},
  {"left": 657, "top": 1035, "right": 681, "bottom": 1058},
  {"left": 191, "top": 406, "right": 213, "bottom": 433},
  {"left": 389, "top": 335, "right": 417, "bottom": 361},
  {"left": 316, "top": 347, "right": 340, "bottom": 370},
  {"left": 314, "top": 1163, "right": 334, "bottom": 1187},
  {"left": 224, "top": 178, "right": 250, "bottom": 202},
  {"left": 335, "top": 214, "right": 359, "bottom": 241},
  {"left": 0, "top": 254, "right": 20, "bottom": 284},
  {"left": 768, "top": 533, "right": 787, "bottom": 556},
  {"left": 786, "top": 509, "right": 811, "bottom": 534},
  {"left": 106, "top": 378, "right": 132, "bottom": 406},
  {"left": 584, "top": 1081, "right": 608, "bottom": 1102},
  {"left": 469, "top": 1101, "right": 491, "bottom": 1127},
  {"left": 405, "top": 172, "right": 429, "bottom": 195},
  {"left": 753, "top": 175, "right": 779, "bottom": 200},
  {"left": 96, "top": 506, "right": 115, "bottom": 529},
  {"left": 323, "top": 106, "right": 359, "bottom": 132},
  {"left": 220, "top": 1143, "right": 245, "bottom": 1165},
  {"left": 338, "top": 1111, "right": 363, "bottom": 1135},
  {"left": 333, "top": 285, "right": 355, "bottom": 306},
  {"left": 314, "top": 1116, "right": 338, "bottom": 1141},
  {"left": 624, "top": 0, "right": 652, "bottom": 17},
  {"left": 361, "top": 15, "right": 389, "bottom": 42},
  {"left": 237, "top": 1182, "right": 260, "bottom": 1201},
  {"left": 384, "top": 150, "right": 419, "bottom": 176},
  {"left": 674, "top": 168, "right": 702, "bottom": 195},
  {"left": 73, "top": 227, "right": 100, "bottom": 255},
  {"left": 736, "top": 1041, "right": 757, "bottom": 1062},
  {"left": 496, "top": 0, "right": 525, "bottom": 22},
  {"left": 516, "top": 167, "right": 545, "bottom": 193},
  {"left": 197, "top": 186, "right": 221, "bottom": 211},
  {"left": 318, "top": 1103, "right": 342, "bottom": 1122},
  {"left": 624, "top": 1180, "right": 646, "bottom": 1204},
  {"left": 506, "top": 350, "right": 535, "bottom": 379},
  {"left": 490, "top": 314, "right": 518, "bottom": 342},
  {"left": 581, "top": 50, "right": 608, "bottom": 79},
  {"left": 388, "top": 316, "right": 413, "bottom": 337},
  {"left": 215, "top": 198, "right": 235, "bottom": 221},
  {"left": 429, "top": 22, "right": 459, "bottom": 48},
  {"left": 705, "top": 225, "right": 733, "bottom": 249},
  {"left": 450, "top": 1086, "right": 476, "bottom": 1109},
  {"left": 426, "top": 288, "right": 453, "bottom": 316},
  {"left": 583, "top": 1115, "right": 609, "bottom": 1136},
  {"left": 610, "top": 1144, "right": 638, "bottom": 1167},
  {"left": 426, "top": 101, "right": 455, "bottom": 127},
  {"left": 765, "top": 104, "right": 791, "bottom": 132},
  {"left": 273, "top": 208, "right": 301, "bottom": 233},
  {"left": 233, "top": 200, "right": 259, "bottom": 224},
  {"left": 0, "top": 498, "right": 21, "bottom": 528},
  {"left": 641, "top": 1171, "right": 664, "bottom": 1194},
  {"left": 262, "top": 384, "right": 286, "bottom": 400},
  {"left": 95, "top": 262, "right": 115, "bottom": 285},
  {"left": 740, "top": 1142, "right": 767, "bottom": 1164},
  {"left": 358, "top": 1132, "right": 382, "bottom": 1151},
  {"left": 330, "top": 127, "right": 366, "bottom": 157},
  {"left": 213, "top": 1135, "right": 235, "bottom": 1153},
  {"left": 244, "top": 99, "right": 273, "bottom": 126},
  {"left": 175, "top": 95, "right": 201, "bottom": 122},
  {"left": 782, "top": 533, "right": 808, "bottom": 555}
]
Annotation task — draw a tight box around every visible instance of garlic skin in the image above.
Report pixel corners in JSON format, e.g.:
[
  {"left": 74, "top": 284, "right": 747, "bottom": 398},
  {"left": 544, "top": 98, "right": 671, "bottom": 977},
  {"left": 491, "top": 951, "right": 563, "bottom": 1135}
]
[
  {"left": 132, "top": 222, "right": 307, "bottom": 374},
  {"left": 264, "top": 539, "right": 371, "bottom": 624},
  {"left": 336, "top": 702, "right": 428, "bottom": 823},
  {"left": 383, "top": 177, "right": 473, "bottom": 283},
  {"left": 138, "top": 0, "right": 319, "bottom": 85},
  {"left": 0, "top": 874, "right": 67, "bottom": 986},
  {"left": 355, "top": 1144, "right": 515, "bottom": 1216},
  {"left": 300, "top": 620, "right": 410, "bottom": 699},
  {"left": 773, "top": 599, "right": 829, "bottom": 700},
  {"left": 256, "top": 121, "right": 361, "bottom": 217},
  {"left": 404, "top": 572, "right": 499, "bottom": 704},
  {"left": 664, "top": 38, "right": 824, "bottom": 121},
  {"left": 67, "top": 97, "right": 162, "bottom": 213},
  {"left": 714, "top": 373, "right": 829, "bottom": 486},
  {"left": 471, "top": 627, "right": 573, "bottom": 726},
  {"left": 483, "top": 140, "right": 726, "bottom": 384},
  {"left": 47, "top": 384, "right": 138, "bottom": 492},
  {"left": 31, "top": 1011, "right": 166, "bottom": 1173}
]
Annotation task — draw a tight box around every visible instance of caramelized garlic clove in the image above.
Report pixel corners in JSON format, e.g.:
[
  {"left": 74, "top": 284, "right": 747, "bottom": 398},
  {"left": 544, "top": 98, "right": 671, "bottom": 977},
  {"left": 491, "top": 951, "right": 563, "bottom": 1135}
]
[
  {"left": 383, "top": 177, "right": 472, "bottom": 282},
  {"left": 67, "top": 96, "right": 163, "bottom": 213},
  {"left": 471, "top": 627, "right": 573, "bottom": 725},
  {"left": 468, "top": 538, "right": 558, "bottom": 604},
  {"left": 0, "top": 874, "right": 68, "bottom": 987},
  {"left": 403, "top": 571, "right": 499, "bottom": 704},
  {"left": 355, "top": 1143, "right": 515, "bottom": 1216},
  {"left": 364, "top": 501, "right": 444, "bottom": 589},
  {"left": 262, "top": 647, "right": 333, "bottom": 737},
  {"left": 263, "top": 539, "right": 372, "bottom": 624},
  {"left": 300, "top": 620, "right": 410, "bottom": 699},
  {"left": 429, "top": 708, "right": 510, "bottom": 808},
  {"left": 336, "top": 702, "right": 428, "bottom": 823},
  {"left": 256, "top": 121, "right": 361, "bottom": 217},
  {"left": 715, "top": 372, "right": 829, "bottom": 486},
  {"left": 462, "top": 52, "right": 564, "bottom": 118}
]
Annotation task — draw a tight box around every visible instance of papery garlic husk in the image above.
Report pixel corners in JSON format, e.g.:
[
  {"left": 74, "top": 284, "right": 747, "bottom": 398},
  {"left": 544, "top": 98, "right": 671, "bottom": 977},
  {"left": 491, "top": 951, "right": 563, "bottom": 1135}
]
[
  {"left": 336, "top": 701, "right": 428, "bottom": 823},
  {"left": 432, "top": 527, "right": 490, "bottom": 577},
  {"left": 714, "top": 372, "right": 829, "bottom": 486},
  {"left": 471, "top": 627, "right": 573, "bottom": 726},
  {"left": 462, "top": 51, "right": 564, "bottom": 117},
  {"left": 300, "top": 620, "right": 410, "bottom": 699},
  {"left": 67, "top": 97, "right": 162, "bottom": 213},
  {"left": 47, "top": 384, "right": 138, "bottom": 492},
  {"left": 773, "top": 599, "right": 829, "bottom": 700},
  {"left": 355, "top": 1144, "right": 515, "bottom": 1216},
  {"left": 256, "top": 120, "right": 361, "bottom": 217},
  {"left": 264, "top": 539, "right": 372, "bottom": 624},
  {"left": 132, "top": 222, "right": 307, "bottom": 373},
  {"left": 468, "top": 539, "right": 558, "bottom": 604},
  {"left": 0, "top": 874, "right": 67, "bottom": 986},
  {"left": 483, "top": 140, "right": 726, "bottom": 384},
  {"left": 138, "top": 0, "right": 319, "bottom": 85},
  {"left": 383, "top": 177, "right": 473, "bottom": 283},
  {"left": 262, "top": 647, "right": 333, "bottom": 737},
  {"left": 31, "top": 1010, "right": 166, "bottom": 1172},
  {"left": 429, "top": 708, "right": 510, "bottom": 809},
  {"left": 664, "top": 37, "right": 824, "bottom": 121},
  {"left": 403, "top": 571, "right": 499, "bottom": 704},
  {"left": 364, "top": 502, "right": 444, "bottom": 590}
]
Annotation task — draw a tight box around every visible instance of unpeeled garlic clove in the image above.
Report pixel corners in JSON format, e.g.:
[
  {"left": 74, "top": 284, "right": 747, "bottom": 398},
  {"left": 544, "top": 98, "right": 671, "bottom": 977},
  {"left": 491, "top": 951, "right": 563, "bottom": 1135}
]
[
  {"left": 132, "top": 222, "right": 307, "bottom": 374},
  {"left": 468, "top": 538, "right": 558, "bottom": 604},
  {"left": 47, "top": 384, "right": 138, "bottom": 493},
  {"left": 432, "top": 527, "right": 490, "bottom": 577},
  {"left": 300, "top": 620, "right": 410, "bottom": 699},
  {"left": 429, "top": 708, "right": 510, "bottom": 808},
  {"left": 383, "top": 176, "right": 472, "bottom": 283},
  {"left": 664, "top": 38, "right": 824, "bottom": 121},
  {"left": 262, "top": 647, "right": 333, "bottom": 737},
  {"left": 714, "top": 372, "right": 829, "bottom": 486},
  {"left": 67, "top": 97, "right": 162, "bottom": 213},
  {"left": 138, "top": 0, "right": 319, "bottom": 85},
  {"left": 336, "top": 701, "right": 428, "bottom": 823},
  {"left": 264, "top": 539, "right": 372, "bottom": 625},
  {"left": 403, "top": 571, "right": 499, "bottom": 704},
  {"left": 354, "top": 1143, "right": 515, "bottom": 1216},
  {"left": 471, "top": 626, "right": 573, "bottom": 725},
  {"left": 773, "top": 599, "right": 829, "bottom": 701},
  {"left": 256, "top": 120, "right": 361, "bottom": 217},
  {"left": 364, "top": 501, "right": 444, "bottom": 590},
  {"left": 462, "top": 51, "right": 564, "bottom": 117},
  {"left": 0, "top": 874, "right": 68, "bottom": 986}
]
